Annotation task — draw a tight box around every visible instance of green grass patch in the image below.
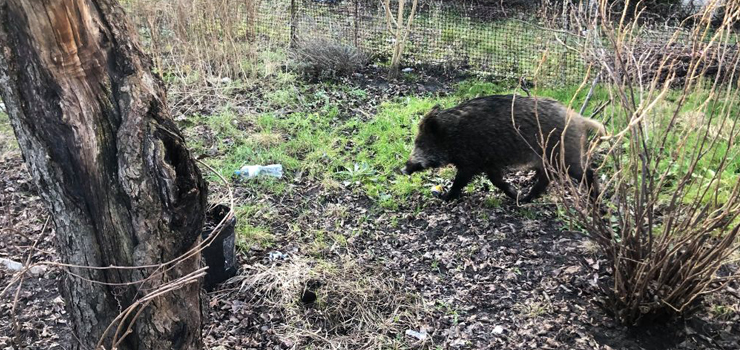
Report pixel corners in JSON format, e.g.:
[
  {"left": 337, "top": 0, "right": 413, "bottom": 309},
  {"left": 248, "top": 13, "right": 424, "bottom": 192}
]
[
  {"left": 181, "top": 76, "right": 739, "bottom": 239},
  {"left": 348, "top": 96, "right": 460, "bottom": 207},
  {"left": 0, "top": 109, "right": 19, "bottom": 154},
  {"left": 235, "top": 218, "right": 275, "bottom": 250}
]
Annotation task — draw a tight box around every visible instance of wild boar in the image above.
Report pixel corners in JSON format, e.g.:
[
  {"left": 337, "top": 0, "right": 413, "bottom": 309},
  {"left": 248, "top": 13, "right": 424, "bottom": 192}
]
[{"left": 402, "top": 94, "right": 606, "bottom": 202}]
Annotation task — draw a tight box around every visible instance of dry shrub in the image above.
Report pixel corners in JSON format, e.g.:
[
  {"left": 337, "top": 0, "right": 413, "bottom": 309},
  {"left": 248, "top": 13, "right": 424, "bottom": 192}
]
[
  {"left": 124, "top": 0, "right": 258, "bottom": 83},
  {"left": 291, "top": 35, "right": 367, "bottom": 79},
  {"left": 229, "top": 257, "right": 428, "bottom": 349},
  {"left": 615, "top": 36, "right": 740, "bottom": 87},
  {"left": 548, "top": 0, "right": 740, "bottom": 325}
]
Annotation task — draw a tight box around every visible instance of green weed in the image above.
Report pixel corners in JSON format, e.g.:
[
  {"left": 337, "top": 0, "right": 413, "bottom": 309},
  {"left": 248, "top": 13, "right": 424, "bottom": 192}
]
[{"left": 235, "top": 221, "right": 275, "bottom": 250}]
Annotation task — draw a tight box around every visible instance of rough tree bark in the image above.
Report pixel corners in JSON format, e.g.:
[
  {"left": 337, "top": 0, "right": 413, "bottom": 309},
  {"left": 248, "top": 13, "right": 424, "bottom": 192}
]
[{"left": 0, "top": 1, "right": 207, "bottom": 349}]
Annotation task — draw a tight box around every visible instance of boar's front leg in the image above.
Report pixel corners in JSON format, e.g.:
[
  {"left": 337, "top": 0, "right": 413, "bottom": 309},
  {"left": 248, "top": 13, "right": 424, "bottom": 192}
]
[
  {"left": 442, "top": 169, "right": 476, "bottom": 201},
  {"left": 486, "top": 169, "right": 519, "bottom": 200},
  {"left": 520, "top": 168, "right": 550, "bottom": 202}
]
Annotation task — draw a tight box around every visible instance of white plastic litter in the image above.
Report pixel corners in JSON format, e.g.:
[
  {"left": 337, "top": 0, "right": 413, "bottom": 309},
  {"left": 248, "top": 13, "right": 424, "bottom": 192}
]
[
  {"left": 235, "top": 164, "right": 283, "bottom": 179},
  {"left": 0, "top": 257, "right": 46, "bottom": 276},
  {"left": 405, "top": 329, "right": 427, "bottom": 341},
  {"left": 268, "top": 251, "right": 287, "bottom": 261},
  {"left": 0, "top": 257, "right": 22, "bottom": 271}
]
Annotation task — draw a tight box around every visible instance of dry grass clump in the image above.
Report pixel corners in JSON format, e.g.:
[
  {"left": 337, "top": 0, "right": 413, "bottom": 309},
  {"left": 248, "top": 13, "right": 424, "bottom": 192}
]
[
  {"left": 548, "top": 0, "right": 740, "bottom": 325},
  {"left": 248, "top": 132, "right": 284, "bottom": 148},
  {"left": 291, "top": 35, "right": 367, "bottom": 80},
  {"left": 231, "top": 257, "right": 429, "bottom": 349}
]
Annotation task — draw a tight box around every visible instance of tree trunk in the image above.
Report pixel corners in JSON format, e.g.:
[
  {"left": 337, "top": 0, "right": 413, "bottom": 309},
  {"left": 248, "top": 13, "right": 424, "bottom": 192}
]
[{"left": 0, "top": 1, "right": 207, "bottom": 349}]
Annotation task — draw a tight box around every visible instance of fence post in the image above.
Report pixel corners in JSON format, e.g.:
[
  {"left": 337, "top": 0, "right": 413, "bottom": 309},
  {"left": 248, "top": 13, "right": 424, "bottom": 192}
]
[
  {"left": 354, "top": 0, "right": 359, "bottom": 47},
  {"left": 560, "top": 0, "right": 569, "bottom": 84},
  {"left": 290, "top": 0, "right": 297, "bottom": 47}
]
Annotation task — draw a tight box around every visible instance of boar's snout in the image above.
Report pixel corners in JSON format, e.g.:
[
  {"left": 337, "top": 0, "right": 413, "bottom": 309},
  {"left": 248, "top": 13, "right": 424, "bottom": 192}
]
[{"left": 402, "top": 160, "right": 423, "bottom": 175}]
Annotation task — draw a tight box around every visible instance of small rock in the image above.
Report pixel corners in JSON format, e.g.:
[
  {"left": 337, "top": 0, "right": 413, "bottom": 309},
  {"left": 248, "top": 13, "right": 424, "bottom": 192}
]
[
  {"left": 29, "top": 264, "right": 47, "bottom": 276},
  {"left": 493, "top": 325, "right": 504, "bottom": 334},
  {"left": 402, "top": 67, "right": 414, "bottom": 73},
  {"left": 405, "top": 329, "right": 427, "bottom": 340}
]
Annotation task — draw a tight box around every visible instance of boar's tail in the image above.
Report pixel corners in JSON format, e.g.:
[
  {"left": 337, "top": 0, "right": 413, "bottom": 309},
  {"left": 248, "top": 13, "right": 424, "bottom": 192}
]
[{"left": 581, "top": 117, "right": 608, "bottom": 139}]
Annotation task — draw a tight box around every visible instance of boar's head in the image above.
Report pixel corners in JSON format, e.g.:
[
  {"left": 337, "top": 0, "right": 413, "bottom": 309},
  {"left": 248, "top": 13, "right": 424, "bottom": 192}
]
[{"left": 403, "top": 105, "right": 449, "bottom": 175}]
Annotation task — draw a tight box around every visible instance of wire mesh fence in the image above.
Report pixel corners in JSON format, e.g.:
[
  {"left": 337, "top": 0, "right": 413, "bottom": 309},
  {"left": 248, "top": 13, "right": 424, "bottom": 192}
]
[
  {"left": 122, "top": 0, "right": 724, "bottom": 87},
  {"left": 252, "top": 0, "right": 589, "bottom": 85}
]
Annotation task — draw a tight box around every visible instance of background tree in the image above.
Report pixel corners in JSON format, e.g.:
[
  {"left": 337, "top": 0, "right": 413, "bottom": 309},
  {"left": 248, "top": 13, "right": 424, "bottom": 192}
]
[
  {"left": 0, "top": 1, "right": 207, "bottom": 349},
  {"left": 381, "top": 0, "right": 418, "bottom": 78}
]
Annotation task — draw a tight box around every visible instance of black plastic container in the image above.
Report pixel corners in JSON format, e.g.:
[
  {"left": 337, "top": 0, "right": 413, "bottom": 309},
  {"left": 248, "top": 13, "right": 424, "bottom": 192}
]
[{"left": 201, "top": 204, "right": 237, "bottom": 291}]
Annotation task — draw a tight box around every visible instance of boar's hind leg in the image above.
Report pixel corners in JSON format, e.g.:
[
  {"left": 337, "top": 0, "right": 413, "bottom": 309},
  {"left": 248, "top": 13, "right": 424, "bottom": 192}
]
[
  {"left": 442, "top": 169, "right": 476, "bottom": 201},
  {"left": 486, "top": 170, "right": 519, "bottom": 200},
  {"left": 584, "top": 167, "right": 600, "bottom": 201},
  {"left": 521, "top": 168, "right": 550, "bottom": 202},
  {"left": 567, "top": 166, "right": 600, "bottom": 200}
]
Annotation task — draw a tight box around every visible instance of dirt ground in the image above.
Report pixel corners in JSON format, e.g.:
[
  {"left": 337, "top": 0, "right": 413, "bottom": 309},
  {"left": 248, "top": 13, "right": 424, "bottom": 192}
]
[{"left": 1, "top": 69, "right": 739, "bottom": 350}]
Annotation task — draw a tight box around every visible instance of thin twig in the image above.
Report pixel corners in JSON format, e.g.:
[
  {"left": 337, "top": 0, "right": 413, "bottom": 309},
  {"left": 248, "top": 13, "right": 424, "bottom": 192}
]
[
  {"left": 11, "top": 216, "right": 49, "bottom": 346},
  {"left": 580, "top": 73, "right": 600, "bottom": 116}
]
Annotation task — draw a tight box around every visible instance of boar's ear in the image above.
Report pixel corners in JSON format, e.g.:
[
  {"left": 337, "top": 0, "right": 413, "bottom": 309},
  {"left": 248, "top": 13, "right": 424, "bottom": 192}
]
[
  {"left": 421, "top": 114, "right": 440, "bottom": 135},
  {"left": 430, "top": 104, "right": 442, "bottom": 114}
]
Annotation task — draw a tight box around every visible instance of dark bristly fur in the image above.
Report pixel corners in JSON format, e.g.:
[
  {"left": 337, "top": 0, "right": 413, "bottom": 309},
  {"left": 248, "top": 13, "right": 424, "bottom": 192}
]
[{"left": 403, "top": 94, "right": 606, "bottom": 202}]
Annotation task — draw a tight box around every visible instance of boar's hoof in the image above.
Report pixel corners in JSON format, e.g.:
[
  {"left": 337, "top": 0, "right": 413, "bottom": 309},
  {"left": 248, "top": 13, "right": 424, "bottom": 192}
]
[{"left": 440, "top": 192, "right": 459, "bottom": 202}]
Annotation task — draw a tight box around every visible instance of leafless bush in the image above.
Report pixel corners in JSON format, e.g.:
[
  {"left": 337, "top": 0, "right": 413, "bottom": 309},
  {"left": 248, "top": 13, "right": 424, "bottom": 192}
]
[
  {"left": 291, "top": 35, "right": 367, "bottom": 79},
  {"left": 547, "top": 0, "right": 740, "bottom": 325},
  {"left": 628, "top": 42, "right": 740, "bottom": 86}
]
